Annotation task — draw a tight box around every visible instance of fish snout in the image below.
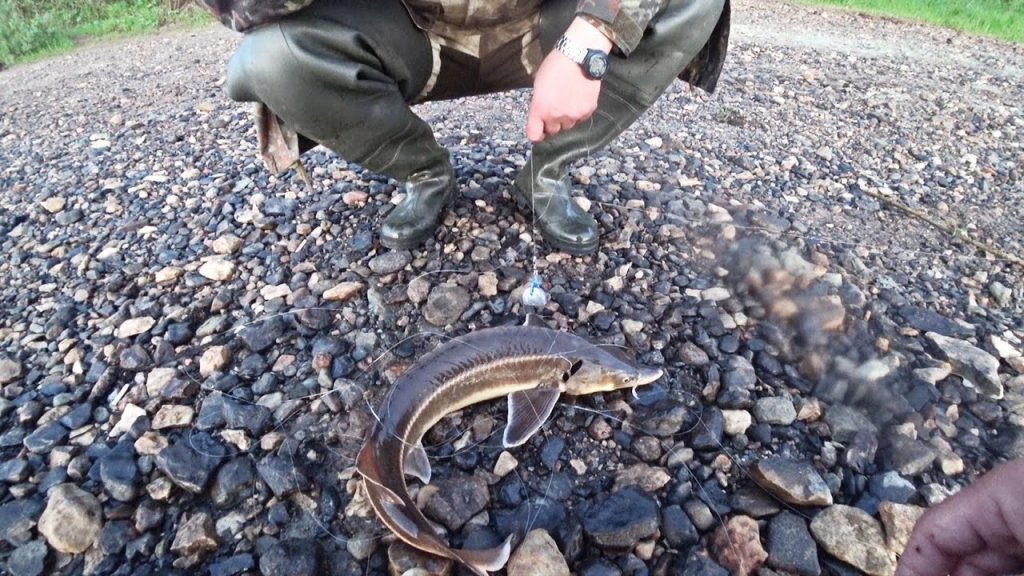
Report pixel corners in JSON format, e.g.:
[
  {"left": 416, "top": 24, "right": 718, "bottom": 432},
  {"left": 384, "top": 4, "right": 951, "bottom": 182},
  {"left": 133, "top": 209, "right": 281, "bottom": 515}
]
[{"left": 635, "top": 367, "right": 664, "bottom": 386}]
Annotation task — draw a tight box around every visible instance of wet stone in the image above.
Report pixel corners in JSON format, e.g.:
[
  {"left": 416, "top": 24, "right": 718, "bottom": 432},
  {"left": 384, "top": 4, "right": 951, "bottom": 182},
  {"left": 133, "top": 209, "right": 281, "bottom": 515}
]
[
  {"left": 240, "top": 317, "right": 286, "bottom": 352},
  {"left": 898, "top": 306, "right": 973, "bottom": 338},
  {"left": 98, "top": 520, "right": 134, "bottom": 555},
  {"left": 38, "top": 468, "right": 67, "bottom": 495},
  {"left": 0, "top": 458, "right": 30, "bottom": 483},
  {"left": 823, "top": 404, "right": 877, "bottom": 444},
  {"left": 661, "top": 504, "right": 699, "bottom": 548},
  {"left": 507, "top": 529, "right": 569, "bottom": 576},
  {"left": 388, "top": 540, "right": 453, "bottom": 576},
  {"left": 723, "top": 356, "right": 757, "bottom": 389},
  {"left": 17, "top": 402, "right": 42, "bottom": 426},
  {"left": 422, "top": 284, "right": 471, "bottom": 327},
  {"left": 768, "top": 511, "right": 821, "bottom": 576},
  {"left": 164, "top": 323, "right": 194, "bottom": 345},
  {"left": 0, "top": 427, "right": 26, "bottom": 448},
  {"left": 730, "top": 485, "right": 782, "bottom": 518},
  {"left": 631, "top": 435, "right": 662, "bottom": 462},
  {"left": 926, "top": 332, "right": 1003, "bottom": 398},
  {"left": 368, "top": 251, "right": 411, "bottom": 275},
  {"left": 257, "top": 454, "right": 308, "bottom": 498},
  {"left": 259, "top": 538, "right": 318, "bottom": 576},
  {"left": 749, "top": 457, "right": 833, "bottom": 506},
  {"left": 691, "top": 407, "right": 724, "bottom": 450},
  {"left": 100, "top": 441, "right": 140, "bottom": 502},
  {"left": 23, "top": 422, "right": 68, "bottom": 454},
  {"left": 681, "top": 552, "right": 731, "bottom": 576},
  {"left": 296, "top": 306, "right": 331, "bottom": 330},
  {"left": 883, "top": 435, "right": 937, "bottom": 477},
  {"left": 844, "top": 429, "right": 879, "bottom": 474},
  {"left": 677, "top": 341, "right": 710, "bottom": 366},
  {"left": 210, "top": 553, "right": 256, "bottom": 576},
  {"left": 878, "top": 501, "right": 926, "bottom": 557},
  {"left": 577, "top": 558, "right": 620, "bottom": 576},
  {"left": 810, "top": 505, "right": 894, "bottom": 576},
  {"left": 133, "top": 499, "right": 164, "bottom": 533},
  {"left": 583, "top": 486, "right": 659, "bottom": 548},
  {"left": 59, "top": 403, "right": 93, "bottom": 429},
  {"left": 867, "top": 471, "right": 916, "bottom": 503},
  {"left": 0, "top": 498, "right": 43, "bottom": 546},
  {"left": 613, "top": 463, "right": 672, "bottom": 493},
  {"left": 154, "top": 432, "right": 226, "bottom": 493},
  {"left": 7, "top": 540, "right": 47, "bottom": 576},
  {"left": 125, "top": 532, "right": 156, "bottom": 562},
  {"left": 753, "top": 396, "right": 797, "bottom": 425},
  {"left": 633, "top": 399, "right": 690, "bottom": 437},
  {"left": 712, "top": 515, "right": 768, "bottom": 576},
  {"left": 540, "top": 436, "right": 566, "bottom": 469},
  {"left": 424, "top": 475, "right": 490, "bottom": 531},
  {"left": 37, "top": 483, "right": 103, "bottom": 554},
  {"left": 0, "top": 356, "right": 23, "bottom": 385},
  {"left": 119, "top": 344, "right": 152, "bottom": 371},
  {"left": 685, "top": 498, "right": 717, "bottom": 532},
  {"left": 197, "top": 393, "right": 272, "bottom": 435},
  {"left": 211, "top": 457, "right": 256, "bottom": 508},
  {"left": 170, "top": 511, "right": 218, "bottom": 559}
]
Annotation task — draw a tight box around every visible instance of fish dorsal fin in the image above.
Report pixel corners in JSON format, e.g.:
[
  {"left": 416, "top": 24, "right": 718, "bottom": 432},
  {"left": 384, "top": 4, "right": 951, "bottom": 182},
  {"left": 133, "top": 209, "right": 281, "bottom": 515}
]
[
  {"left": 503, "top": 388, "right": 561, "bottom": 447},
  {"left": 596, "top": 343, "right": 636, "bottom": 364},
  {"left": 523, "top": 313, "right": 548, "bottom": 328},
  {"left": 404, "top": 441, "right": 432, "bottom": 484},
  {"left": 452, "top": 534, "right": 514, "bottom": 575}
]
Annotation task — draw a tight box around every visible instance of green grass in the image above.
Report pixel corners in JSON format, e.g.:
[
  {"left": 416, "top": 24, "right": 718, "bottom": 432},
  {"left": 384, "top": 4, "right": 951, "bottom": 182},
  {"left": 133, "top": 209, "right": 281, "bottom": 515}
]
[
  {"left": 2, "top": 0, "right": 1020, "bottom": 68},
  {"left": 796, "top": 0, "right": 1024, "bottom": 43},
  {"left": 0, "top": 0, "right": 210, "bottom": 68}
]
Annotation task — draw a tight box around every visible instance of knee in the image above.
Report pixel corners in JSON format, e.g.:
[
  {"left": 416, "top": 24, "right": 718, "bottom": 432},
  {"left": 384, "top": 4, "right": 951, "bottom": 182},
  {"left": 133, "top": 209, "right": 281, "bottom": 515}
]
[{"left": 225, "top": 23, "right": 304, "bottom": 103}]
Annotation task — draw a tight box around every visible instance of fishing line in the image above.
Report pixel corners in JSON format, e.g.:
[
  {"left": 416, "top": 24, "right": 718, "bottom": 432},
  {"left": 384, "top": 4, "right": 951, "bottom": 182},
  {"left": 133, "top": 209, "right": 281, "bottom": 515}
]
[{"left": 521, "top": 147, "right": 549, "bottom": 309}]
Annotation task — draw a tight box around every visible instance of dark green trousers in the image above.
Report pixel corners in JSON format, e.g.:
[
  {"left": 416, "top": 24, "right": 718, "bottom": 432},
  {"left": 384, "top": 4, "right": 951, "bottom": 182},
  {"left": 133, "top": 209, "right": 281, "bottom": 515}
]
[{"left": 225, "top": 0, "right": 725, "bottom": 181}]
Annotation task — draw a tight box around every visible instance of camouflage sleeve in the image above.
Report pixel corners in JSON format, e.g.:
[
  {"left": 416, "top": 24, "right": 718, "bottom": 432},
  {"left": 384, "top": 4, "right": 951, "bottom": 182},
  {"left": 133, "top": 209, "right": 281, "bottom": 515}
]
[
  {"left": 194, "top": 0, "right": 317, "bottom": 32},
  {"left": 575, "top": 0, "right": 665, "bottom": 55}
]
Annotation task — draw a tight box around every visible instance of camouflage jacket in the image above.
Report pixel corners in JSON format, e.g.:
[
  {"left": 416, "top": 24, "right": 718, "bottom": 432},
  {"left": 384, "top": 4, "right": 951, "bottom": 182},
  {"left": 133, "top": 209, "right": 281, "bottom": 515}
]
[
  {"left": 199, "top": 0, "right": 665, "bottom": 54},
  {"left": 199, "top": 0, "right": 730, "bottom": 173}
]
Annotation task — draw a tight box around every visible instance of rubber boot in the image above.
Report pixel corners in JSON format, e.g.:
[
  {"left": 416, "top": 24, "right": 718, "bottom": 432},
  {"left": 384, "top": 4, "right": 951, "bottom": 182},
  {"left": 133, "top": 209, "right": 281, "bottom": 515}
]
[
  {"left": 225, "top": 0, "right": 453, "bottom": 250},
  {"left": 517, "top": 0, "right": 726, "bottom": 254},
  {"left": 357, "top": 110, "right": 455, "bottom": 250},
  {"left": 374, "top": 121, "right": 456, "bottom": 250}
]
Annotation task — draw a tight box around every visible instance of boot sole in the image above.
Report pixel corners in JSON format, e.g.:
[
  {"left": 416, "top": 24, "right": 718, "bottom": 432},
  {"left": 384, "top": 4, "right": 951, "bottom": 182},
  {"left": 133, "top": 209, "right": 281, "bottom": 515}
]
[
  {"left": 511, "top": 183, "right": 599, "bottom": 256},
  {"left": 379, "top": 229, "right": 437, "bottom": 251}
]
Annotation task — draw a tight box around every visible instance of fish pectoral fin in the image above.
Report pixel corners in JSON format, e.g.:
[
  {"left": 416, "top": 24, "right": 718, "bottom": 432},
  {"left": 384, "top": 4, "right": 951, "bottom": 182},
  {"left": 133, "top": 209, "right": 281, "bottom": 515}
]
[
  {"left": 451, "top": 534, "right": 514, "bottom": 575},
  {"left": 379, "top": 496, "right": 420, "bottom": 538},
  {"left": 523, "top": 313, "right": 548, "bottom": 328},
  {"left": 404, "top": 441, "right": 432, "bottom": 484},
  {"left": 503, "top": 388, "right": 561, "bottom": 447}
]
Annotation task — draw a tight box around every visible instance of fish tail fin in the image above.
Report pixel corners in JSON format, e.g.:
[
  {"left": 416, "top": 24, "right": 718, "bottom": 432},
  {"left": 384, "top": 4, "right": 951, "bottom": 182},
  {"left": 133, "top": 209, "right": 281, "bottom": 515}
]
[{"left": 450, "top": 535, "right": 514, "bottom": 576}]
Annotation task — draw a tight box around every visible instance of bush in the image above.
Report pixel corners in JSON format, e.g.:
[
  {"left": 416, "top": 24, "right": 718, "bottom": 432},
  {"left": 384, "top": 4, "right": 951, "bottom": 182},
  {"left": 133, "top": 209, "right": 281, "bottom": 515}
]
[
  {"left": 0, "top": 0, "right": 208, "bottom": 67},
  {"left": 0, "top": 1, "right": 74, "bottom": 65}
]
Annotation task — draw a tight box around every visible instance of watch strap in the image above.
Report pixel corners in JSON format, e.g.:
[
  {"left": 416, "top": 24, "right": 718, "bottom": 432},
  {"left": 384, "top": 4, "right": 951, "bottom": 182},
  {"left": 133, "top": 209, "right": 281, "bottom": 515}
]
[{"left": 554, "top": 35, "right": 589, "bottom": 65}]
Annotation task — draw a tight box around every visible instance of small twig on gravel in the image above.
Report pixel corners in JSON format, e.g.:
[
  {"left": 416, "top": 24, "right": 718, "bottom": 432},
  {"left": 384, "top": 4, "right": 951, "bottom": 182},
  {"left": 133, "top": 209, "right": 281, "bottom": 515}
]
[
  {"left": 292, "top": 160, "right": 314, "bottom": 191},
  {"left": 860, "top": 187, "right": 1024, "bottom": 269}
]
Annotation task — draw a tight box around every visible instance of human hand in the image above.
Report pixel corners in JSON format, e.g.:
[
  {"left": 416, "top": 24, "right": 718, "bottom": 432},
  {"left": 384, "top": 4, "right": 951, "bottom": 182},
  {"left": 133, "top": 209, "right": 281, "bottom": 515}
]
[
  {"left": 896, "top": 459, "right": 1024, "bottom": 576},
  {"left": 525, "top": 17, "right": 612, "bottom": 142}
]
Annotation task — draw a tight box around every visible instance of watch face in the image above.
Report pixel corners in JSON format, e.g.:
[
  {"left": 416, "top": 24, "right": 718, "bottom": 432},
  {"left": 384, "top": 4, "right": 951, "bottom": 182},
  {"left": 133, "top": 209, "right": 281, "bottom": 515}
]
[{"left": 585, "top": 53, "right": 608, "bottom": 79}]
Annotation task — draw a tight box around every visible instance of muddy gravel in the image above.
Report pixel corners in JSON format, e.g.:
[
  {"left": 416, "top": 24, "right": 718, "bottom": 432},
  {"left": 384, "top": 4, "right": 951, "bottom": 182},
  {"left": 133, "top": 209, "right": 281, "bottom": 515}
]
[{"left": 1, "top": 1, "right": 1022, "bottom": 575}]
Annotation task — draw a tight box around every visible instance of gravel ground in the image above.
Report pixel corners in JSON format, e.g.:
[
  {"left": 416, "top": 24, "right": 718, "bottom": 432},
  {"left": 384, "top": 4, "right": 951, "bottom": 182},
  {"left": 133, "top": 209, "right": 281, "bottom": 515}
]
[{"left": 1, "top": 1, "right": 1023, "bottom": 575}]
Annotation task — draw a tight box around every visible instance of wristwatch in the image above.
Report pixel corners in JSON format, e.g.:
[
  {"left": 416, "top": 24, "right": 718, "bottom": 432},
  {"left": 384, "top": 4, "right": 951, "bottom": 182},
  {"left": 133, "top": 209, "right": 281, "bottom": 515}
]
[{"left": 554, "top": 35, "right": 609, "bottom": 80}]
